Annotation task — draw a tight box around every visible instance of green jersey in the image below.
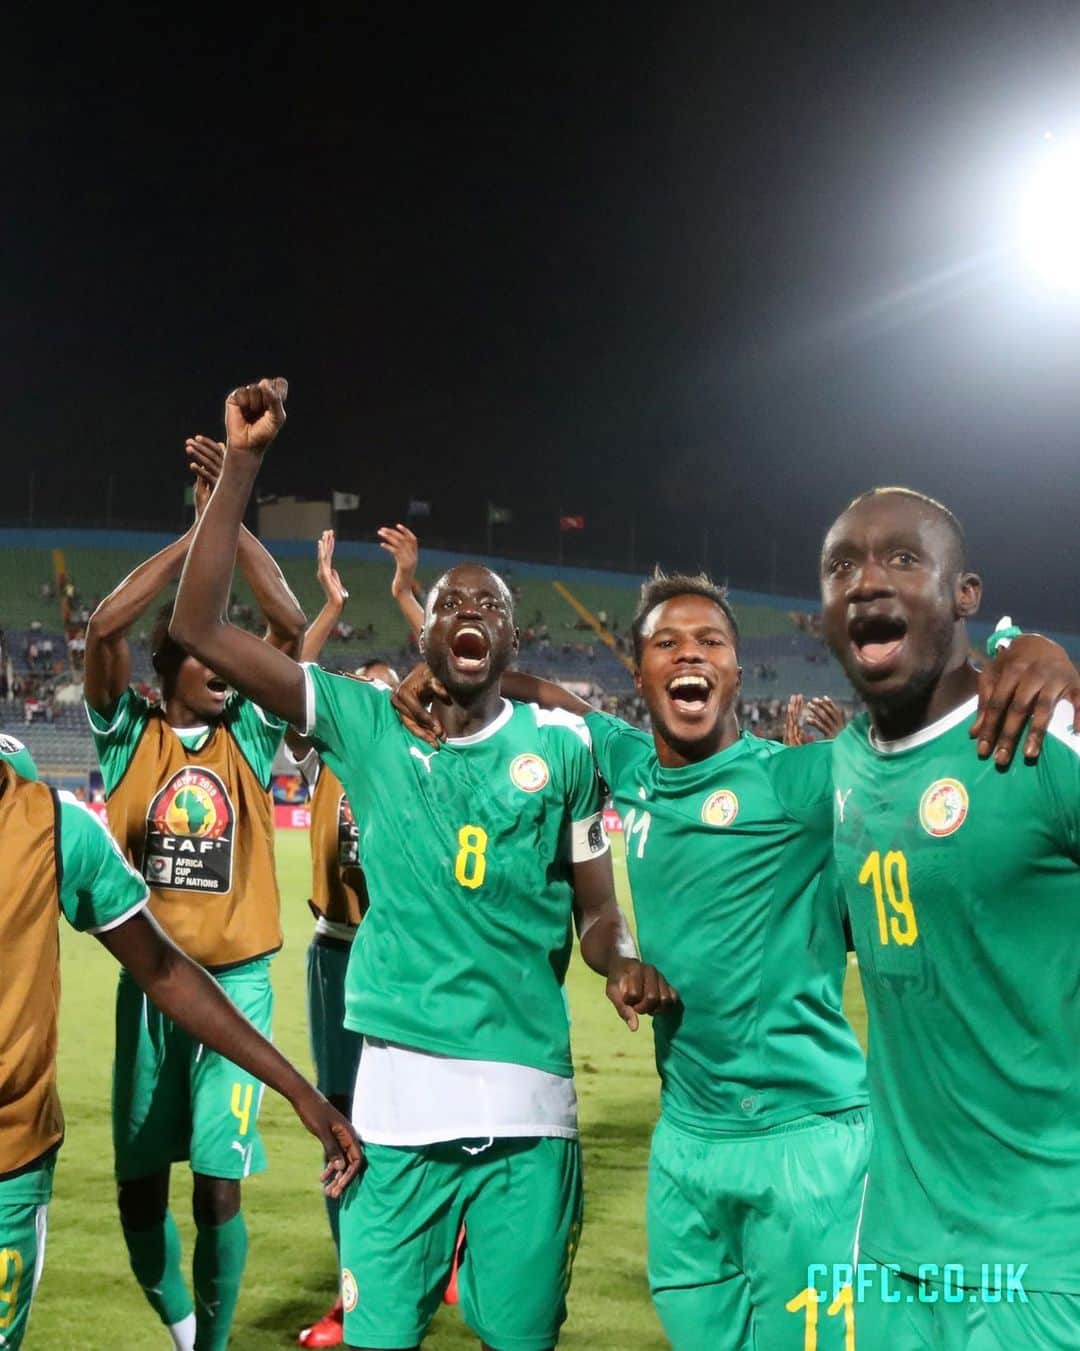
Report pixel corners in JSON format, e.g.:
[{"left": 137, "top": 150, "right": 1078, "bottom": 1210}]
[
  {"left": 0, "top": 733, "right": 38, "bottom": 781},
  {"left": 832, "top": 696, "right": 1080, "bottom": 1291},
  {"left": 302, "top": 668, "right": 607, "bottom": 1076},
  {"left": 585, "top": 711, "right": 866, "bottom": 1134}
]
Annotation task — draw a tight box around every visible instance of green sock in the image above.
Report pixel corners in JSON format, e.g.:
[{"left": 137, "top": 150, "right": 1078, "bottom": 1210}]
[
  {"left": 324, "top": 1190, "right": 341, "bottom": 1255},
  {"left": 122, "top": 1210, "right": 194, "bottom": 1327},
  {"left": 193, "top": 1211, "right": 248, "bottom": 1351}
]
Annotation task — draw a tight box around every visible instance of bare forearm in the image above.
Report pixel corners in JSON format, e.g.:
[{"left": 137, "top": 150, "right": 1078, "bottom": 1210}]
[
  {"left": 578, "top": 901, "right": 638, "bottom": 977},
  {"left": 85, "top": 529, "right": 194, "bottom": 710},
  {"left": 101, "top": 917, "right": 310, "bottom": 1106},
  {"left": 394, "top": 588, "right": 425, "bottom": 639},
  {"left": 150, "top": 952, "right": 309, "bottom": 1103},
  {"left": 237, "top": 527, "right": 307, "bottom": 648},
  {"left": 501, "top": 670, "right": 593, "bottom": 716},
  {"left": 88, "top": 530, "right": 193, "bottom": 641},
  {"left": 171, "top": 449, "right": 306, "bottom": 724},
  {"left": 301, "top": 599, "right": 344, "bottom": 663}
]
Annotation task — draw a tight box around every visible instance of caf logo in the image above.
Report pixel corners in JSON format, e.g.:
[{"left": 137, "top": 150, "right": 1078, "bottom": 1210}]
[
  {"left": 919, "top": 778, "right": 969, "bottom": 837},
  {"left": 341, "top": 1268, "right": 358, "bottom": 1313},
  {"left": 702, "top": 790, "right": 739, "bottom": 828},
  {"left": 153, "top": 772, "right": 229, "bottom": 839},
  {"left": 510, "top": 753, "right": 550, "bottom": 792}
]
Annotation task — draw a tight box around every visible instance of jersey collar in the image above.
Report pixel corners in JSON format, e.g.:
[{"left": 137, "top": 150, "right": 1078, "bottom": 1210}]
[
  {"left": 867, "top": 695, "right": 978, "bottom": 755},
  {"left": 444, "top": 698, "right": 514, "bottom": 747},
  {"left": 653, "top": 730, "right": 753, "bottom": 784}
]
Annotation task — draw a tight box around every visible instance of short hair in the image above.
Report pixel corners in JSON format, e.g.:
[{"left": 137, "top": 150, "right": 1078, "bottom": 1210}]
[
  {"left": 424, "top": 565, "right": 515, "bottom": 624},
  {"left": 150, "top": 602, "right": 187, "bottom": 688},
  {"left": 843, "top": 486, "right": 967, "bottom": 571},
  {"left": 631, "top": 570, "right": 740, "bottom": 664}
]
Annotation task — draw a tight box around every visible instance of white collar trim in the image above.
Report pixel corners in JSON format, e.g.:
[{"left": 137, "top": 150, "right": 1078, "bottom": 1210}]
[
  {"left": 445, "top": 698, "right": 514, "bottom": 747},
  {"left": 869, "top": 695, "right": 978, "bottom": 754},
  {"left": 170, "top": 723, "right": 210, "bottom": 738}
]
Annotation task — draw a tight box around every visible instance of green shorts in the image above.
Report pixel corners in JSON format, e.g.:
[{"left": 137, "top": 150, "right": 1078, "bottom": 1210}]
[
  {"left": 853, "top": 1262, "right": 1080, "bottom": 1350},
  {"left": 340, "top": 1135, "right": 583, "bottom": 1351},
  {"left": 306, "top": 934, "right": 362, "bottom": 1104},
  {"left": 112, "top": 959, "right": 273, "bottom": 1182},
  {"left": 0, "top": 1153, "right": 55, "bottom": 1351},
  {"left": 647, "top": 1107, "right": 871, "bottom": 1351}
]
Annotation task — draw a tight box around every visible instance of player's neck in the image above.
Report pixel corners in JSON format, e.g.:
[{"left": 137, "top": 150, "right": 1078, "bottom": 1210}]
[
  {"left": 654, "top": 712, "right": 740, "bottom": 769},
  {"left": 163, "top": 694, "right": 210, "bottom": 729},
  {"left": 440, "top": 684, "right": 506, "bottom": 740},
  {"left": 867, "top": 658, "right": 979, "bottom": 743}
]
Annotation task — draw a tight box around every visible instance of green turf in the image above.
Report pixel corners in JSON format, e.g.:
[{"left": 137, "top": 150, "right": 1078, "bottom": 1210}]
[{"left": 34, "top": 831, "right": 866, "bottom": 1349}]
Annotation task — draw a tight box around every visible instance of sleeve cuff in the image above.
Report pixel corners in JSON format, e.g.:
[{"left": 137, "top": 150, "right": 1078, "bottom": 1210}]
[{"left": 85, "top": 892, "right": 150, "bottom": 935}]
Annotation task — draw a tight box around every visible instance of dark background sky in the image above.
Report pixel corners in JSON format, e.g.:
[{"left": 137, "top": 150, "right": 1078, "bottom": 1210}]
[{"left": 6, "top": 3, "right": 1080, "bottom": 626}]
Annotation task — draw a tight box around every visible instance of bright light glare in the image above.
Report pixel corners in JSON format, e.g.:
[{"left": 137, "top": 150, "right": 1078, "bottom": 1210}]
[{"left": 1018, "top": 139, "right": 1080, "bottom": 294}]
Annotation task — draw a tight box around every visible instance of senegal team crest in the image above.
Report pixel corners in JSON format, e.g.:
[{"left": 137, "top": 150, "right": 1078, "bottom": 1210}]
[
  {"left": 919, "top": 778, "right": 969, "bottom": 837},
  {"left": 143, "top": 767, "right": 235, "bottom": 893},
  {"left": 510, "top": 753, "right": 550, "bottom": 792},
  {"left": 341, "top": 1267, "right": 358, "bottom": 1313},
  {"left": 702, "top": 790, "right": 739, "bottom": 827},
  {"left": 337, "top": 793, "right": 360, "bottom": 867}
]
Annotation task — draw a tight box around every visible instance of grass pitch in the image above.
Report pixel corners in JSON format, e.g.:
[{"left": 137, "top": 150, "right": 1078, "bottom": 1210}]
[{"left": 34, "top": 832, "right": 867, "bottom": 1349}]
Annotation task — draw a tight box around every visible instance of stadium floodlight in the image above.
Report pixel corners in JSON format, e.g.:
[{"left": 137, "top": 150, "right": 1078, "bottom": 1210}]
[{"left": 1017, "top": 134, "right": 1080, "bottom": 294}]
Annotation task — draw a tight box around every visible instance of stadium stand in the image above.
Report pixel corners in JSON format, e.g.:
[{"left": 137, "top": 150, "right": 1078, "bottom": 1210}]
[{"left": 2, "top": 527, "right": 1076, "bottom": 779}]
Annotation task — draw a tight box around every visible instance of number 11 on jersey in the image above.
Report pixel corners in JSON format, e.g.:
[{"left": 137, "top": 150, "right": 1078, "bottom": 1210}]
[{"left": 622, "top": 807, "right": 651, "bottom": 860}]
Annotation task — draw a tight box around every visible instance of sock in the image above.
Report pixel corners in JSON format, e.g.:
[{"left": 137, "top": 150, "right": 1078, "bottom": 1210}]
[
  {"left": 169, "top": 1312, "right": 197, "bottom": 1350},
  {"left": 193, "top": 1211, "right": 248, "bottom": 1351},
  {"left": 324, "top": 1189, "right": 341, "bottom": 1256},
  {"left": 121, "top": 1210, "right": 194, "bottom": 1328}
]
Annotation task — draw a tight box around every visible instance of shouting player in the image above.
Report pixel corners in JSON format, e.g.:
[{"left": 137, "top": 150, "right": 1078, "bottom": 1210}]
[
  {"left": 170, "top": 378, "right": 677, "bottom": 1351},
  {"left": 821, "top": 487, "right": 1080, "bottom": 1349},
  {"left": 0, "top": 742, "right": 359, "bottom": 1350},
  {"left": 84, "top": 437, "right": 306, "bottom": 1350}
]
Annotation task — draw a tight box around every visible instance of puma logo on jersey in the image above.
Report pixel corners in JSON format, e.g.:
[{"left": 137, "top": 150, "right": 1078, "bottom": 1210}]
[
  {"left": 836, "top": 788, "right": 852, "bottom": 823},
  {"left": 410, "top": 746, "right": 438, "bottom": 774}
]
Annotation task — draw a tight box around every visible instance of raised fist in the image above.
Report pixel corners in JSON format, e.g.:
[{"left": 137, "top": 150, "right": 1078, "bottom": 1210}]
[{"left": 224, "top": 377, "right": 289, "bottom": 454}]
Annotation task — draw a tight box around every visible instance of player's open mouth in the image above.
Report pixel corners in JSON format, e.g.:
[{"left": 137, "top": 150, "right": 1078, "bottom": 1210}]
[
  {"left": 206, "top": 677, "right": 229, "bottom": 697},
  {"left": 666, "top": 673, "right": 711, "bottom": 714},
  {"left": 449, "top": 624, "right": 490, "bottom": 673},
  {"left": 848, "top": 614, "right": 908, "bottom": 669}
]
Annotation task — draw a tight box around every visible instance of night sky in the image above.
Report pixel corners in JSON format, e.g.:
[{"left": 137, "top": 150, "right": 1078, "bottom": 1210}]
[{"left": 6, "top": 4, "right": 1080, "bottom": 627}]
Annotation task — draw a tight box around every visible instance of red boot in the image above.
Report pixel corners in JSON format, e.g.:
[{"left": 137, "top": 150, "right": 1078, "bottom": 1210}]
[{"left": 298, "top": 1297, "right": 344, "bottom": 1348}]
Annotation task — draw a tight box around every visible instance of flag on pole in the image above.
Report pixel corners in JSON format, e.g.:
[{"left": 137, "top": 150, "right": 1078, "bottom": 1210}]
[
  {"left": 487, "top": 504, "right": 512, "bottom": 525},
  {"left": 333, "top": 491, "right": 360, "bottom": 511},
  {"left": 407, "top": 499, "right": 432, "bottom": 518},
  {"left": 560, "top": 514, "right": 585, "bottom": 532}
]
